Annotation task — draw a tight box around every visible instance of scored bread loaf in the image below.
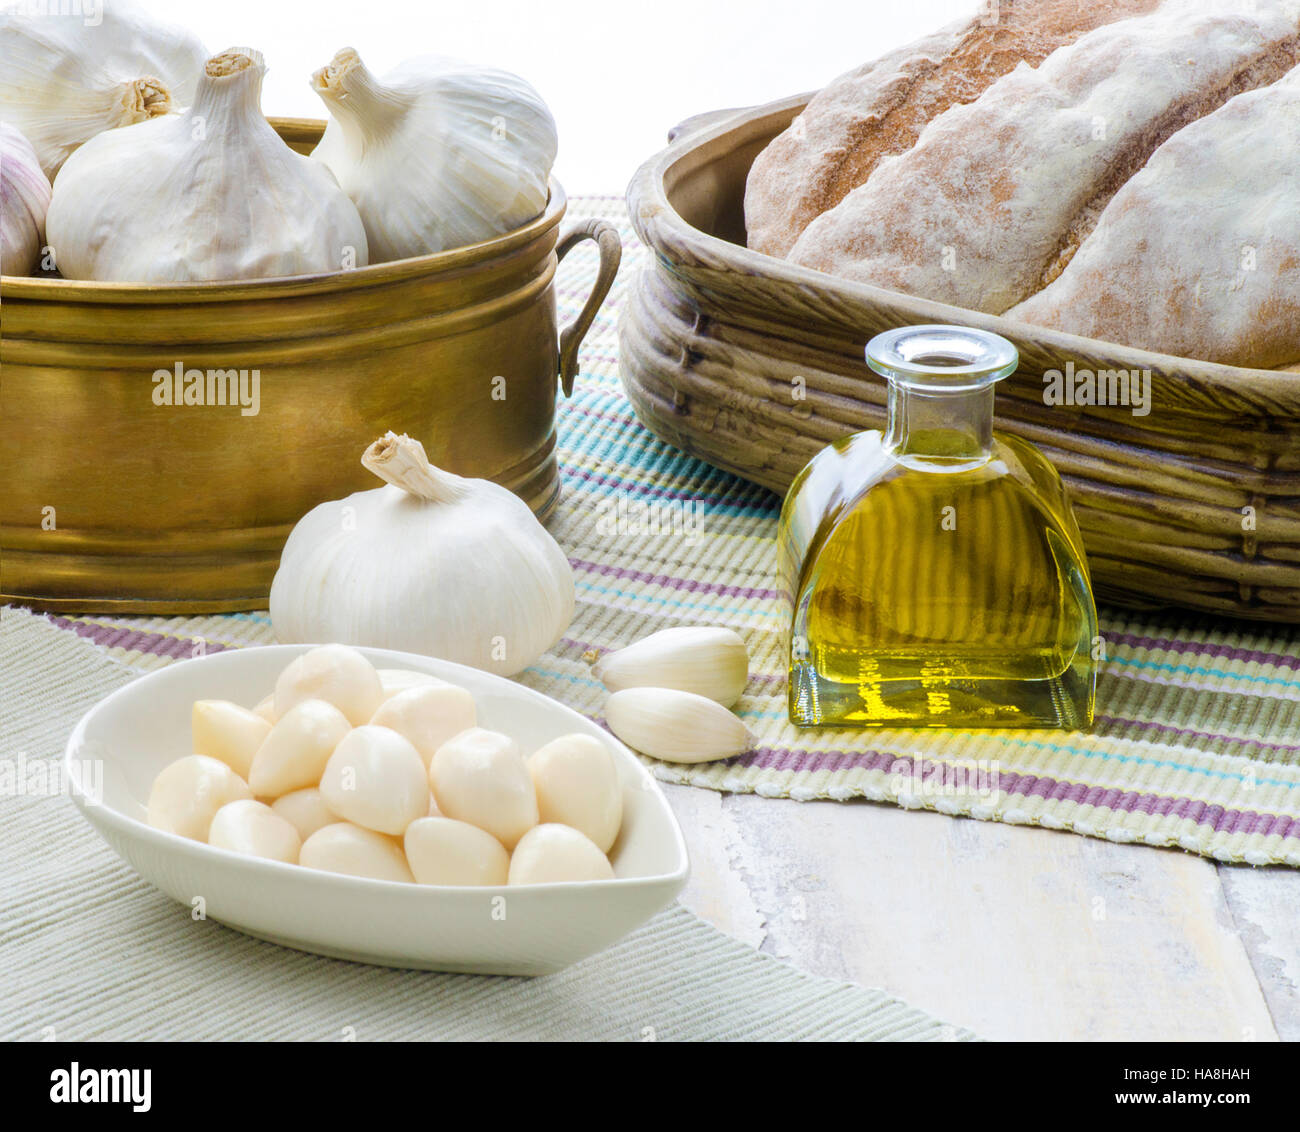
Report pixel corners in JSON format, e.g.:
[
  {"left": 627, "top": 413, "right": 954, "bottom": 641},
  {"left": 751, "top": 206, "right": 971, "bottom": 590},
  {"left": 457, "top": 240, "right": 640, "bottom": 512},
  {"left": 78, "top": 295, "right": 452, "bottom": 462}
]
[
  {"left": 786, "top": 1, "right": 1300, "bottom": 316},
  {"left": 743, "top": 0, "right": 1160, "bottom": 258},
  {"left": 1008, "top": 63, "right": 1300, "bottom": 368}
]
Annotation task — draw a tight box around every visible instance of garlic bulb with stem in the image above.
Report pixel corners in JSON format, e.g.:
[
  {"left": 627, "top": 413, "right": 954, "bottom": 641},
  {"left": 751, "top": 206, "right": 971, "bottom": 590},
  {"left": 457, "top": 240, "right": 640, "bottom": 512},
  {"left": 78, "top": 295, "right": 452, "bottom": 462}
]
[
  {"left": 44, "top": 47, "right": 368, "bottom": 282},
  {"left": 270, "top": 432, "right": 575, "bottom": 678},
  {"left": 310, "top": 48, "right": 557, "bottom": 261},
  {"left": 0, "top": 122, "right": 51, "bottom": 276},
  {"left": 0, "top": 0, "right": 205, "bottom": 179}
]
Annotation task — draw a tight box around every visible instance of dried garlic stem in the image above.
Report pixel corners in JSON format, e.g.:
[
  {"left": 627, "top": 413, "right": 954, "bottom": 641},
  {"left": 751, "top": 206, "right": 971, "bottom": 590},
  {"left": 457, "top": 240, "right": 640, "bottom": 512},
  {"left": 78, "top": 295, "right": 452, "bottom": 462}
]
[{"left": 361, "top": 432, "right": 463, "bottom": 503}]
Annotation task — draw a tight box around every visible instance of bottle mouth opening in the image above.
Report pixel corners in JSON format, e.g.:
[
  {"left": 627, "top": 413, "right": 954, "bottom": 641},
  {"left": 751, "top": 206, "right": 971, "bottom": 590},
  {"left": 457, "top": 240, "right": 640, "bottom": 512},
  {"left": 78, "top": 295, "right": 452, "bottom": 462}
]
[{"left": 866, "top": 325, "right": 1019, "bottom": 392}]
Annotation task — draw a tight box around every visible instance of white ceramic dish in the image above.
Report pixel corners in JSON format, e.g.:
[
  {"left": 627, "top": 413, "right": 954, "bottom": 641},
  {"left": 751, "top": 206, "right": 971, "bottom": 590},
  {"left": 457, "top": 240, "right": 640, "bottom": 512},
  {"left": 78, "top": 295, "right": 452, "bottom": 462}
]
[{"left": 64, "top": 644, "right": 690, "bottom": 975}]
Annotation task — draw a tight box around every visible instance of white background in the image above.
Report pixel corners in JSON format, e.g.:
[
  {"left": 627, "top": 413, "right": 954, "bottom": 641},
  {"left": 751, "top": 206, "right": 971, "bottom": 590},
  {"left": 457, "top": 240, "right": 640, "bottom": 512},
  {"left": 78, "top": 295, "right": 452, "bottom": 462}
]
[{"left": 133, "top": 0, "right": 969, "bottom": 193}]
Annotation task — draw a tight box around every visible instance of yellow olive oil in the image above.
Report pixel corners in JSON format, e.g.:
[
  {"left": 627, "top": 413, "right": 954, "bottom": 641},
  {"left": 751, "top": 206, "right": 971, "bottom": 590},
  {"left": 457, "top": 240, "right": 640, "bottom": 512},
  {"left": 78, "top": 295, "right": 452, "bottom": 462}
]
[{"left": 779, "top": 327, "right": 1098, "bottom": 730}]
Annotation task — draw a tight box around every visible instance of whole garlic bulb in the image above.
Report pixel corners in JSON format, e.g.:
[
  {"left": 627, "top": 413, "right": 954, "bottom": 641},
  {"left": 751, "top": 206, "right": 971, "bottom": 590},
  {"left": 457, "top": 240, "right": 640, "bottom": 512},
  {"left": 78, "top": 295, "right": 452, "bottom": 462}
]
[
  {"left": 0, "top": 0, "right": 205, "bottom": 179},
  {"left": 45, "top": 47, "right": 369, "bottom": 282},
  {"left": 310, "top": 48, "right": 557, "bottom": 261},
  {"left": 270, "top": 432, "right": 575, "bottom": 677},
  {"left": 0, "top": 122, "right": 51, "bottom": 276}
]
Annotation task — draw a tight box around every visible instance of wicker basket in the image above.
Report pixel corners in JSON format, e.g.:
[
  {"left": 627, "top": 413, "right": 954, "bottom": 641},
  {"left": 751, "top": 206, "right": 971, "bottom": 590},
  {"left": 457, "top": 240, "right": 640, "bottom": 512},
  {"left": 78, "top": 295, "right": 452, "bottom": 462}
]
[{"left": 619, "top": 95, "right": 1300, "bottom": 622}]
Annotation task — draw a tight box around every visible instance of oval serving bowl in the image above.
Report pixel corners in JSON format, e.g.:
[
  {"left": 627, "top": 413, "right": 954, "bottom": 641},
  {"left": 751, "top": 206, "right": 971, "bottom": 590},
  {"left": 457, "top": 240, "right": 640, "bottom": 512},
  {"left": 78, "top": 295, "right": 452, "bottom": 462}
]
[
  {"left": 64, "top": 644, "right": 689, "bottom": 976},
  {"left": 620, "top": 95, "right": 1300, "bottom": 622},
  {"left": 1, "top": 118, "right": 620, "bottom": 615}
]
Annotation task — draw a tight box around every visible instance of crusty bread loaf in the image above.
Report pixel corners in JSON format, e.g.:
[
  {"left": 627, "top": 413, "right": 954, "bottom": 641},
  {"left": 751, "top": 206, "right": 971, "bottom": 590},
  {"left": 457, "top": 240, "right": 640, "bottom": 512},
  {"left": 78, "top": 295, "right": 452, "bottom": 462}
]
[
  {"left": 1008, "top": 63, "right": 1300, "bottom": 368},
  {"left": 787, "top": 2, "right": 1300, "bottom": 316},
  {"left": 743, "top": 0, "right": 1160, "bottom": 259}
]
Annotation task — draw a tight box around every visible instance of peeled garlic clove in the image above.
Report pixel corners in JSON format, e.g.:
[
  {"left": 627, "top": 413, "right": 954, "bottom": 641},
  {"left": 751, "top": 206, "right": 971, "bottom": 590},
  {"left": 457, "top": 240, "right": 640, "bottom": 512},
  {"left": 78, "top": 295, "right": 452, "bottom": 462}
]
[
  {"left": 527, "top": 734, "right": 623, "bottom": 853},
  {"left": 404, "top": 817, "right": 509, "bottom": 886},
  {"left": 252, "top": 693, "right": 277, "bottom": 724},
  {"left": 274, "top": 643, "right": 383, "bottom": 726},
  {"left": 593, "top": 626, "right": 750, "bottom": 708},
  {"left": 247, "top": 698, "right": 351, "bottom": 798},
  {"left": 191, "top": 699, "right": 271, "bottom": 779},
  {"left": 319, "top": 725, "right": 428, "bottom": 836},
  {"left": 429, "top": 727, "right": 538, "bottom": 850},
  {"left": 605, "top": 687, "right": 751, "bottom": 764},
  {"left": 508, "top": 824, "right": 615, "bottom": 885},
  {"left": 299, "top": 822, "right": 413, "bottom": 883},
  {"left": 208, "top": 799, "right": 301, "bottom": 864},
  {"left": 369, "top": 683, "right": 476, "bottom": 769},
  {"left": 376, "top": 668, "right": 447, "bottom": 701},
  {"left": 147, "top": 755, "right": 252, "bottom": 841},
  {"left": 271, "top": 787, "right": 338, "bottom": 841}
]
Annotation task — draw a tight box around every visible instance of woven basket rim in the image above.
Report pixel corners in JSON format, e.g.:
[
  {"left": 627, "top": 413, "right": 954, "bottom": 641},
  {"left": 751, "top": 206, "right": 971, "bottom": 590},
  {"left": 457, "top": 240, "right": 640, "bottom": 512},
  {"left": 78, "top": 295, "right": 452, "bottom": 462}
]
[{"left": 626, "top": 93, "right": 1300, "bottom": 408}]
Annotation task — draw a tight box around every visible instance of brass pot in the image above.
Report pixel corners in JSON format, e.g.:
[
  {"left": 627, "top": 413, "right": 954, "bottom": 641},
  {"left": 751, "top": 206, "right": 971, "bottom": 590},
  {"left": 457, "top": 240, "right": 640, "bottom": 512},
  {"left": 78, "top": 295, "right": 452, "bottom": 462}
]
[{"left": 0, "top": 118, "right": 620, "bottom": 614}]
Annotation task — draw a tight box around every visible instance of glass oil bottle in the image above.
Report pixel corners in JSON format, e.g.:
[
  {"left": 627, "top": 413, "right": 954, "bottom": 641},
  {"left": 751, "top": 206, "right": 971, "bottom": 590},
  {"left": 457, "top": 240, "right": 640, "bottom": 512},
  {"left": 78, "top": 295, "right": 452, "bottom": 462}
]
[{"left": 779, "top": 325, "right": 1098, "bottom": 730}]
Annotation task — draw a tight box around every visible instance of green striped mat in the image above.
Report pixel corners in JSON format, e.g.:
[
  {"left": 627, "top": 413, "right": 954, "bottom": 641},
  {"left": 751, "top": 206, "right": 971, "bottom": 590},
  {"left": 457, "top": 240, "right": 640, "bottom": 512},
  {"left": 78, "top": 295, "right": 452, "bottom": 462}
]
[{"left": 31, "top": 195, "right": 1300, "bottom": 869}]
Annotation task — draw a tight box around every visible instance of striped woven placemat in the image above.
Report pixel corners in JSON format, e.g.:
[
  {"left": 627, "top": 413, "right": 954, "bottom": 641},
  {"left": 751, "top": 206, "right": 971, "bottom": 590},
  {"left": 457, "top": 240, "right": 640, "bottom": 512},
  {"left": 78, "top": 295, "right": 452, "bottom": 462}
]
[{"left": 31, "top": 195, "right": 1300, "bottom": 869}]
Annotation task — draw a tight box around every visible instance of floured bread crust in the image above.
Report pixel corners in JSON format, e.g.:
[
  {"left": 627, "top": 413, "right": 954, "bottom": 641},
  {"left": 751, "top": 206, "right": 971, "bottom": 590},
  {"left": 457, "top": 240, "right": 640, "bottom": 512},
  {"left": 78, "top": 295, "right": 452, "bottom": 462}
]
[
  {"left": 1009, "top": 64, "right": 1300, "bottom": 369},
  {"left": 787, "top": 3, "right": 1300, "bottom": 316},
  {"left": 743, "top": 0, "right": 1160, "bottom": 259}
]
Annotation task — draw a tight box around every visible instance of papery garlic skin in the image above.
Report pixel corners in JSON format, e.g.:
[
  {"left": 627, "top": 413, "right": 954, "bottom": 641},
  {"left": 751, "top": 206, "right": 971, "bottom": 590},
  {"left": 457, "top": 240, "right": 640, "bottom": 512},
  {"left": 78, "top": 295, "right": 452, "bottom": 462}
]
[
  {"left": 270, "top": 433, "right": 575, "bottom": 678},
  {"left": 0, "top": 0, "right": 206, "bottom": 178},
  {"left": 45, "top": 47, "right": 368, "bottom": 282},
  {"left": 593, "top": 627, "right": 750, "bottom": 708},
  {"left": 604, "top": 687, "right": 752, "bottom": 765},
  {"left": 0, "top": 122, "right": 50, "bottom": 276},
  {"left": 310, "top": 48, "right": 557, "bottom": 261}
]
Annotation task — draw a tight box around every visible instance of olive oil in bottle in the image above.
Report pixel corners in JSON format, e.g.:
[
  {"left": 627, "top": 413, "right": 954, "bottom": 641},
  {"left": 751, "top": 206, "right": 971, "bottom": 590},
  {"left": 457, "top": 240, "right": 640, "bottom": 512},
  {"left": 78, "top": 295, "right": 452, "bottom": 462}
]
[{"left": 779, "top": 326, "right": 1098, "bottom": 730}]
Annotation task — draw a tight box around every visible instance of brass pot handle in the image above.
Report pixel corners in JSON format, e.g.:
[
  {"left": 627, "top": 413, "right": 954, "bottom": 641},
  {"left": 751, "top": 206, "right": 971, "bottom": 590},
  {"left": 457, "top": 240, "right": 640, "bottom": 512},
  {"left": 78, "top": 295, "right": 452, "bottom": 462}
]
[{"left": 555, "top": 218, "right": 622, "bottom": 397}]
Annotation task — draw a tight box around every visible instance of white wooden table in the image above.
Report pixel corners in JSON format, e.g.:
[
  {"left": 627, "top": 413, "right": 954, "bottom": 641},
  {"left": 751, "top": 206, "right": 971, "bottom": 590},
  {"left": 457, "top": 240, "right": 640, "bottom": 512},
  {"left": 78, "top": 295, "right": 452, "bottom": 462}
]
[{"left": 666, "top": 784, "right": 1300, "bottom": 1041}]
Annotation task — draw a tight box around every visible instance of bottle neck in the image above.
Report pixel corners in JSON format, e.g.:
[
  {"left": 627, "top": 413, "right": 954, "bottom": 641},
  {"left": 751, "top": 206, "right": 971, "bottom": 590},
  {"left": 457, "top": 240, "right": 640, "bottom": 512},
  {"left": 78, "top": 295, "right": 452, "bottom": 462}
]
[{"left": 884, "top": 382, "right": 995, "bottom": 469}]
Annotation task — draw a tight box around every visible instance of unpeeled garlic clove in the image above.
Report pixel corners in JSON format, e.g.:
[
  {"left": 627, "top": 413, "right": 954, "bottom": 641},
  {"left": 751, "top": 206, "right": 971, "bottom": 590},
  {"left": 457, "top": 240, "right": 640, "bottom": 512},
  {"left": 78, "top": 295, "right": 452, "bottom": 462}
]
[
  {"left": 299, "top": 822, "right": 413, "bottom": 883},
  {"left": 247, "top": 698, "right": 351, "bottom": 798},
  {"left": 604, "top": 687, "right": 752, "bottom": 764},
  {"left": 369, "top": 683, "right": 477, "bottom": 769},
  {"left": 147, "top": 755, "right": 253, "bottom": 841},
  {"left": 507, "top": 824, "right": 615, "bottom": 885},
  {"left": 404, "top": 817, "right": 509, "bottom": 886},
  {"left": 429, "top": 728, "right": 538, "bottom": 850},
  {"left": 593, "top": 626, "right": 750, "bottom": 707},
  {"left": 319, "top": 725, "right": 428, "bottom": 836},
  {"left": 208, "top": 799, "right": 301, "bottom": 864},
  {"left": 274, "top": 643, "right": 383, "bottom": 726},
  {"left": 271, "top": 787, "right": 338, "bottom": 841},
  {"left": 527, "top": 734, "right": 622, "bottom": 853},
  {"left": 191, "top": 699, "right": 271, "bottom": 779}
]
